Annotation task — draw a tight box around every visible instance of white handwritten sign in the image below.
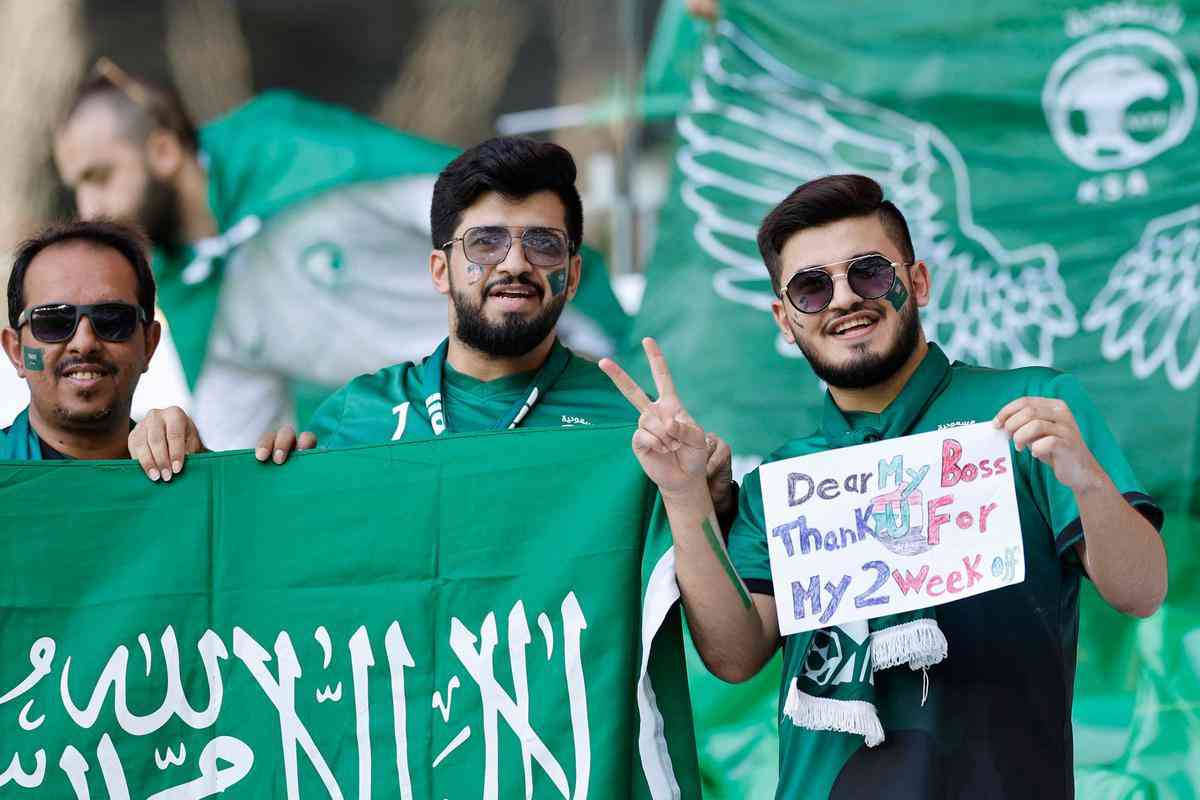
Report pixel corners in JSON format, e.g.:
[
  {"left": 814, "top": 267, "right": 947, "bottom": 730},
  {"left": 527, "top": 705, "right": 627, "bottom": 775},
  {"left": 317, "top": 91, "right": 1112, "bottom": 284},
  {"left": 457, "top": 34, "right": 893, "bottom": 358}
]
[{"left": 761, "top": 423, "right": 1024, "bottom": 635}]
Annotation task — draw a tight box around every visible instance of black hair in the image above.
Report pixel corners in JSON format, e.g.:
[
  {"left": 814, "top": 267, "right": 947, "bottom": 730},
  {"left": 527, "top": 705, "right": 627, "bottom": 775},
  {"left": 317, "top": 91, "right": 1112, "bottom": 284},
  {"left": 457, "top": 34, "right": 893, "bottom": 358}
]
[
  {"left": 431, "top": 137, "right": 583, "bottom": 254},
  {"left": 8, "top": 220, "right": 156, "bottom": 329},
  {"left": 756, "top": 174, "right": 915, "bottom": 294},
  {"left": 62, "top": 60, "right": 199, "bottom": 153}
]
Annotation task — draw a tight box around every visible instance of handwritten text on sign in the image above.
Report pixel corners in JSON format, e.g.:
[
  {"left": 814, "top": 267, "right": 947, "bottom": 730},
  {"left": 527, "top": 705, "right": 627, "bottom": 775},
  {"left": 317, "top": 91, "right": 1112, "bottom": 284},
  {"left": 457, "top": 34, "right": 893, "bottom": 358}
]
[{"left": 761, "top": 423, "right": 1024, "bottom": 635}]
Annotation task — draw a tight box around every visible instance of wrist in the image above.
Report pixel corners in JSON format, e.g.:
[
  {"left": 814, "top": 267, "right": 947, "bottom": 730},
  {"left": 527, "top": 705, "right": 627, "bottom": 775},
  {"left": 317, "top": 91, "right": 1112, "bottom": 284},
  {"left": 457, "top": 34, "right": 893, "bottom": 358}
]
[{"left": 661, "top": 479, "right": 714, "bottom": 510}]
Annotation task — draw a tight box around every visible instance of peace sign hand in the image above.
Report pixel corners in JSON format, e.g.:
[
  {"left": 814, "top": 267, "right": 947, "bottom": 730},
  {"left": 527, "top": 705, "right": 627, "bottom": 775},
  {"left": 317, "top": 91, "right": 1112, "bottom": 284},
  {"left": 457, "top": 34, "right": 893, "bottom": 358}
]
[{"left": 600, "top": 338, "right": 716, "bottom": 499}]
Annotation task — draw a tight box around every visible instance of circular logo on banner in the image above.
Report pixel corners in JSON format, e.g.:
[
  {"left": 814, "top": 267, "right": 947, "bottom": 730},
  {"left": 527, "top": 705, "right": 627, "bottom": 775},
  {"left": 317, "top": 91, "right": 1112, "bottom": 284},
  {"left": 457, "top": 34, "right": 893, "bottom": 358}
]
[
  {"left": 1043, "top": 28, "right": 1197, "bottom": 171},
  {"left": 299, "top": 241, "right": 346, "bottom": 289}
]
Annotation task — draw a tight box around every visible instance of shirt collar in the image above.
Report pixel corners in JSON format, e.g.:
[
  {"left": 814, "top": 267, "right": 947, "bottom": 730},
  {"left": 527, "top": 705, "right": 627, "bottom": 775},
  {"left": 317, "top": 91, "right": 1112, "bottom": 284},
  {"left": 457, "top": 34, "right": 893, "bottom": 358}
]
[{"left": 820, "top": 343, "right": 952, "bottom": 447}]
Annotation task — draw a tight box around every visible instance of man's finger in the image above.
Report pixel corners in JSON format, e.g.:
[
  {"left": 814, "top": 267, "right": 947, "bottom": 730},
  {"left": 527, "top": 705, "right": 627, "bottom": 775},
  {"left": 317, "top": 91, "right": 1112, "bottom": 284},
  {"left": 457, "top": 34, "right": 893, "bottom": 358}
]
[
  {"left": 145, "top": 415, "right": 174, "bottom": 482},
  {"left": 641, "top": 411, "right": 681, "bottom": 452},
  {"left": 667, "top": 415, "right": 708, "bottom": 449},
  {"left": 706, "top": 435, "right": 732, "bottom": 476},
  {"left": 272, "top": 425, "right": 298, "bottom": 464},
  {"left": 642, "top": 337, "right": 679, "bottom": 400},
  {"left": 185, "top": 421, "right": 204, "bottom": 455},
  {"left": 598, "top": 357, "right": 653, "bottom": 413},
  {"left": 164, "top": 408, "right": 188, "bottom": 474},
  {"left": 633, "top": 427, "right": 671, "bottom": 455},
  {"left": 255, "top": 430, "right": 275, "bottom": 462},
  {"left": 130, "top": 435, "right": 159, "bottom": 481},
  {"left": 298, "top": 431, "right": 318, "bottom": 451}
]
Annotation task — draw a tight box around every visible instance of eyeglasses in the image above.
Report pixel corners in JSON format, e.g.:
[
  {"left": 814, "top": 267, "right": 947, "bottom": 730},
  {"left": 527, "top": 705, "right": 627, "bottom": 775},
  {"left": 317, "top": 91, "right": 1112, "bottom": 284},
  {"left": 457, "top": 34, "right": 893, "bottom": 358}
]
[
  {"left": 16, "top": 302, "right": 147, "bottom": 343},
  {"left": 442, "top": 226, "right": 572, "bottom": 269},
  {"left": 781, "top": 254, "right": 906, "bottom": 313}
]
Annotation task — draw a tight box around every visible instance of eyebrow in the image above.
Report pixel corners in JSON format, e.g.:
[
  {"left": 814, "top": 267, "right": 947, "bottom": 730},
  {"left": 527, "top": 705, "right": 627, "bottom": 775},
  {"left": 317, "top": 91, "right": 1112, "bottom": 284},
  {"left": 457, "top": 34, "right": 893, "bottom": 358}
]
[{"left": 798, "top": 251, "right": 884, "bottom": 272}]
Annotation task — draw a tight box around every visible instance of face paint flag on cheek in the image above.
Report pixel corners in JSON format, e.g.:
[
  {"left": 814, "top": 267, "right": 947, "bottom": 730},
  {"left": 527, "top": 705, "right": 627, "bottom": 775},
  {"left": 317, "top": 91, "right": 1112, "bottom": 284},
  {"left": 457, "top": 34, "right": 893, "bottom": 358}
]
[
  {"left": 22, "top": 347, "right": 43, "bottom": 371},
  {"left": 884, "top": 277, "right": 909, "bottom": 312},
  {"left": 547, "top": 268, "right": 568, "bottom": 297}
]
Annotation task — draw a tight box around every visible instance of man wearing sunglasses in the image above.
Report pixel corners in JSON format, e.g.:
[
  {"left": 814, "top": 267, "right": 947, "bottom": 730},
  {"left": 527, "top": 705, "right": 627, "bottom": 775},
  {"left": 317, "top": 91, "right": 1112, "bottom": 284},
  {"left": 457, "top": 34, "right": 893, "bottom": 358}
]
[
  {"left": 1, "top": 220, "right": 201, "bottom": 471},
  {"left": 602, "top": 174, "right": 1166, "bottom": 798},
  {"left": 254, "top": 137, "right": 736, "bottom": 520}
]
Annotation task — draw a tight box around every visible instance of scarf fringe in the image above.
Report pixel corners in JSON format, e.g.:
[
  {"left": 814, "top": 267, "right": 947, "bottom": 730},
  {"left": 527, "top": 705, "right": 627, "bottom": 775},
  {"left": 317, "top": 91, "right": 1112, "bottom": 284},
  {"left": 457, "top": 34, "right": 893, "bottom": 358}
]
[
  {"left": 871, "top": 618, "right": 948, "bottom": 672},
  {"left": 782, "top": 678, "right": 885, "bottom": 748}
]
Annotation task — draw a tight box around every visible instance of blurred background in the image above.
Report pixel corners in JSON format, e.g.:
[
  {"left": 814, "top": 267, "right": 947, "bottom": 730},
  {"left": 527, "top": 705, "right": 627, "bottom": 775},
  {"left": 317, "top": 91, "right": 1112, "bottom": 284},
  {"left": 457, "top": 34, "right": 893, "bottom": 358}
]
[{"left": 2, "top": 0, "right": 1198, "bottom": 797}]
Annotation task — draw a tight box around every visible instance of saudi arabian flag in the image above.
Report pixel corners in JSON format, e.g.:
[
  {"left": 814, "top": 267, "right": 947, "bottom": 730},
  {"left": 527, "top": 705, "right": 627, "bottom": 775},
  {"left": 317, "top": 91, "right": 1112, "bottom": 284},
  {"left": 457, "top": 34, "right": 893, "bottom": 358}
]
[
  {"left": 636, "top": 1, "right": 1200, "bottom": 796},
  {"left": 0, "top": 425, "right": 699, "bottom": 798}
]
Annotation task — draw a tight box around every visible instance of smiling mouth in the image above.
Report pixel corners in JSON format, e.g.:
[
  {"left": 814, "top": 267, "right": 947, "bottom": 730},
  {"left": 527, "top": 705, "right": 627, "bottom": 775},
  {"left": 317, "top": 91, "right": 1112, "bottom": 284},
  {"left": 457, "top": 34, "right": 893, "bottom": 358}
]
[{"left": 827, "top": 314, "right": 879, "bottom": 339}]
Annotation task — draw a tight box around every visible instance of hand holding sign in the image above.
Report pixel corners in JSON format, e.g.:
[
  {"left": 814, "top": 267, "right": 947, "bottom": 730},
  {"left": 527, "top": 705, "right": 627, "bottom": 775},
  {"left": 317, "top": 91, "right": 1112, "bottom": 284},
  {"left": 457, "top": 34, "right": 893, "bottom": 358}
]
[
  {"left": 994, "top": 396, "right": 1105, "bottom": 493},
  {"left": 600, "top": 338, "right": 725, "bottom": 503}
]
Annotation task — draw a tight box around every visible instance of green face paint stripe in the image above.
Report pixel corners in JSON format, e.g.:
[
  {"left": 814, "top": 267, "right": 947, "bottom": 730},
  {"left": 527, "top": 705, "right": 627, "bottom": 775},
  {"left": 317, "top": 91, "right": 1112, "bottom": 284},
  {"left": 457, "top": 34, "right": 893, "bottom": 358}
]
[
  {"left": 22, "top": 346, "right": 43, "bottom": 371},
  {"left": 546, "top": 268, "right": 568, "bottom": 296},
  {"left": 884, "top": 276, "right": 909, "bottom": 312},
  {"left": 702, "top": 517, "right": 753, "bottom": 609}
]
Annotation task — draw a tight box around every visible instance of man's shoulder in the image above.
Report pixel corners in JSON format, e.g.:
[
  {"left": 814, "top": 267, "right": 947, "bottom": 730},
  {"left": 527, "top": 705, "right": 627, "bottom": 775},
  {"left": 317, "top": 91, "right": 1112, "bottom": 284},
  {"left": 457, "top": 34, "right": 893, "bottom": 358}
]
[{"left": 947, "top": 359, "right": 1076, "bottom": 399}]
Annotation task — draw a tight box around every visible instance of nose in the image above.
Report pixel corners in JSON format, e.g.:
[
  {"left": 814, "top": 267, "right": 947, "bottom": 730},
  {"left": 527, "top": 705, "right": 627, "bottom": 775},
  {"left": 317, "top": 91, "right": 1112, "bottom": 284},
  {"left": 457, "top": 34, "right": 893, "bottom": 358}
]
[
  {"left": 75, "top": 187, "right": 104, "bottom": 220},
  {"left": 66, "top": 313, "right": 101, "bottom": 353},
  {"left": 495, "top": 234, "right": 534, "bottom": 278},
  {"left": 826, "top": 270, "right": 860, "bottom": 311}
]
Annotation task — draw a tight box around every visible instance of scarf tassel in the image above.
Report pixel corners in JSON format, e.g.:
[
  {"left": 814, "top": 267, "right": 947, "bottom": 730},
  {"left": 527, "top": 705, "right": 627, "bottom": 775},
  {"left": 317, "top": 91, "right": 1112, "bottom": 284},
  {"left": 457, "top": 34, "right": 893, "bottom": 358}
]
[
  {"left": 782, "top": 678, "right": 886, "bottom": 748},
  {"left": 871, "top": 618, "right": 948, "bottom": 672}
]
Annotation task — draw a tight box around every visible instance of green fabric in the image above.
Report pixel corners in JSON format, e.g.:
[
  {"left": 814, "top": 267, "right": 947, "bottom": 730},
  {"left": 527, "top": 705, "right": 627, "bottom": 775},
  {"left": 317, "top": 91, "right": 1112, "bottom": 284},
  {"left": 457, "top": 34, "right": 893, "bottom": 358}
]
[
  {"left": 0, "top": 408, "right": 41, "bottom": 461},
  {"left": 308, "top": 340, "right": 636, "bottom": 448},
  {"left": 0, "top": 424, "right": 700, "bottom": 797},
  {"left": 637, "top": 2, "right": 1200, "bottom": 795},
  {"left": 728, "top": 344, "right": 1161, "bottom": 797}
]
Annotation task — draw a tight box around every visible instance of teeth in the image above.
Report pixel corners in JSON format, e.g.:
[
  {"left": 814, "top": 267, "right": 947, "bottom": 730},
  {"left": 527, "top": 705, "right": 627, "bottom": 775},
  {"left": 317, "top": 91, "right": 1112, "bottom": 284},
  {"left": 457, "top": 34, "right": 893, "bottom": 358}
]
[
  {"left": 833, "top": 319, "right": 872, "bottom": 334},
  {"left": 67, "top": 371, "right": 103, "bottom": 380}
]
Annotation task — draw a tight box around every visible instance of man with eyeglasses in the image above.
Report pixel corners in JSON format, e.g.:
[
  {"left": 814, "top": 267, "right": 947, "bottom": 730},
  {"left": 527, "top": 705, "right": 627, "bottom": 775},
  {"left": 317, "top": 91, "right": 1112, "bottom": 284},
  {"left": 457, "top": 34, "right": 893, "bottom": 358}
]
[
  {"left": 600, "top": 174, "right": 1166, "bottom": 797},
  {"left": 255, "top": 136, "right": 737, "bottom": 521},
  {"left": 1, "top": 220, "right": 202, "bottom": 472}
]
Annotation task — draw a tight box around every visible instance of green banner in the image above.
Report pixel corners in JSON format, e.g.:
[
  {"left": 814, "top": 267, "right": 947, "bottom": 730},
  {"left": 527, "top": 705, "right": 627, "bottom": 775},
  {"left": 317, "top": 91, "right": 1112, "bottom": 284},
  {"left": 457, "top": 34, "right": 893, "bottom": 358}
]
[
  {"left": 0, "top": 426, "right": 699, "bottom": 798},
  {"left": 637, "top": 1, "right": 1199, "bottom": 796}
]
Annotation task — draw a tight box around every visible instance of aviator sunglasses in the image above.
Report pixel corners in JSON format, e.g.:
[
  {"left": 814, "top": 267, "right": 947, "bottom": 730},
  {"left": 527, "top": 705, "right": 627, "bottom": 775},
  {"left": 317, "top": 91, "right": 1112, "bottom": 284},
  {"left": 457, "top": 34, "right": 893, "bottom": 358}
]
[
  {"left": 442, "top": 226, "right": 573, "bottom": 268},
  {"left": 782, "top": 253, "right": 907, "bottom": 313},
  {"left": 16, "top": 302, "right": 147, "bottom": 343}
]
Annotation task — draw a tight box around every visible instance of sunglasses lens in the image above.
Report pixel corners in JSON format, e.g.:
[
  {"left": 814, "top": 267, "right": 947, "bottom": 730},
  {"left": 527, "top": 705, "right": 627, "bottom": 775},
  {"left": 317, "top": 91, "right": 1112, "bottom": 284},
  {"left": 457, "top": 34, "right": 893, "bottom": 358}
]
[
  {"left": 29, "top": 305, "right": 77, "bottom": 342},
  {"left": 90, "top": 303, "right": 139, "bottom": 341},
  {"left": 522, "top": 228, "right": 568, "bottom": 267},
  {"left": 786, "top": 270, "right": 834, "bottom": 312},
  {"left": 847, "top": 255, "right": 897, "bottom": 300},
  {"left": 463, "top": 227, "right": 511, "bottom": 265}
]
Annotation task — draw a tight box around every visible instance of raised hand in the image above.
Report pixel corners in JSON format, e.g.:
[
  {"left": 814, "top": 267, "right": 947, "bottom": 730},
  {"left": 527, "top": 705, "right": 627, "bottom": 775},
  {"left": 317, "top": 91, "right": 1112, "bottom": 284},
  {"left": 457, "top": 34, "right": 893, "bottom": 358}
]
[
  {"left": 599, "top": 338, "right": 715, "bottom": 498},
  {"left": 993, "top": 396, "right": 1105, "bottom": 493}
]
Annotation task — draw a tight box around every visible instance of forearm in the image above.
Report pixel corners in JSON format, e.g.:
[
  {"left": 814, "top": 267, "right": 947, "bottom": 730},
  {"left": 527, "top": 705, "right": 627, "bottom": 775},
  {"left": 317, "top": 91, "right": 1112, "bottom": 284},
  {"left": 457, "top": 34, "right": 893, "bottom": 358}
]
[
  {"left": 1076, "top": 474, "right": 1167, "bottom": 617},
  {"left": 662, "top": 484, "right": 778, "bottom": 682}
]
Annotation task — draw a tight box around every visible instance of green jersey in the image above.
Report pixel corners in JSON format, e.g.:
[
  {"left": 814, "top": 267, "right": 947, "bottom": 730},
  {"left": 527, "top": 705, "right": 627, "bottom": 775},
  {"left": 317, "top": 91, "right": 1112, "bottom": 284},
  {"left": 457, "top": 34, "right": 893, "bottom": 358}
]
[
  {"left": 308, "top": 338, "right": 636, "bottom": 447},
  {"left": 728, "top": 344, "right": 1162, "bottom": 799}
]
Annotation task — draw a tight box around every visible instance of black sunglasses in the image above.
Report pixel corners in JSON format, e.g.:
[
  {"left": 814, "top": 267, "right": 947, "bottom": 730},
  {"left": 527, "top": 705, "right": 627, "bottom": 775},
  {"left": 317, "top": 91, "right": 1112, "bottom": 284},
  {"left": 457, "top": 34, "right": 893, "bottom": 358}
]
[
  {"left": 442, "top": 226, "right": 572, "bottom": 269},
  {"left": 782, "top": 254, "right": 905, "bottom": 313},
  {"left": 16, "top": 302, "right": 147, "bottom": 343}
]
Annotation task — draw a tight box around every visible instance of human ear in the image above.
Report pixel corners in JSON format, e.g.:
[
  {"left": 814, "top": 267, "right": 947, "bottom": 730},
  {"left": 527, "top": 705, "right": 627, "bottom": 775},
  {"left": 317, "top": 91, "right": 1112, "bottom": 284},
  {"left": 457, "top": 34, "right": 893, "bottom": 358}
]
[
  {"left": 1, "top": 327, "right": 23, "bottom": 376},
  {"left": 429, "top": 248, "right": 451, "bottom": 296}
]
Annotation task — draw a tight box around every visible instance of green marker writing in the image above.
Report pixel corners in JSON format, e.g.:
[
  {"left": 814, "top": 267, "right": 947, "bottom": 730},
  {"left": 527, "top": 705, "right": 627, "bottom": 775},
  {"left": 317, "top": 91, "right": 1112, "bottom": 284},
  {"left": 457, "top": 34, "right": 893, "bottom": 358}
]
[{"left": 22, "top": 346, "right": 43, "bottom": 371}]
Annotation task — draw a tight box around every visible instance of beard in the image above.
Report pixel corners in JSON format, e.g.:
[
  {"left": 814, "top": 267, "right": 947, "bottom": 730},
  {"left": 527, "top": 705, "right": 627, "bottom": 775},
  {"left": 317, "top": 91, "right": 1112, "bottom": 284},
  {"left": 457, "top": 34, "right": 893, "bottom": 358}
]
[
  {"left": 136, "top": 172, "right": 184, "bottom": 248},
  {"left": 797, "top": 297, "right": 922, "bottom": 390},
  {"left": 451, "top": 273, "right": 567, "bottom": 358},
  {"left": 50, "top": 354, "right": 122, "bottom": 431}
]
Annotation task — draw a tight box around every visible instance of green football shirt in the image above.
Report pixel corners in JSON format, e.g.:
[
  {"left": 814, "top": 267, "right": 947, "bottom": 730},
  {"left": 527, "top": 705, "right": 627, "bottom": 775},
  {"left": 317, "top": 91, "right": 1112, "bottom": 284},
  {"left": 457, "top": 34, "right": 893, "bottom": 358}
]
[
  {"left": 727, "top": 343, "right": 1163, "bottom": 799},
  {"left": 308, "top": 338, "right": 637, "bottom": 446}
]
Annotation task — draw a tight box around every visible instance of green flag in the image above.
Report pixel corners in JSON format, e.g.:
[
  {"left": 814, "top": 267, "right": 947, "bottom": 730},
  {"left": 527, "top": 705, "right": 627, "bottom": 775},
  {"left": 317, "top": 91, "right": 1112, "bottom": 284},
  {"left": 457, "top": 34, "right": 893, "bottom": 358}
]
[
  {"left": 0, "top": 425, "right": 698, "bottom": 797},
  {"left": 637, "top": 1, "right": 1199, "bottom": 796}
]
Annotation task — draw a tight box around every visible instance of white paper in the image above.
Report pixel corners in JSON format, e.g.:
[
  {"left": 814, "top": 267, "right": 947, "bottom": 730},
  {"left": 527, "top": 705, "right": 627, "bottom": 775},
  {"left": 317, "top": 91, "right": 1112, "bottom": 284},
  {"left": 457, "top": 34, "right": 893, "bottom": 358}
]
[{"left": 760, "top": 422, "right": 1024, "bottom": 635}]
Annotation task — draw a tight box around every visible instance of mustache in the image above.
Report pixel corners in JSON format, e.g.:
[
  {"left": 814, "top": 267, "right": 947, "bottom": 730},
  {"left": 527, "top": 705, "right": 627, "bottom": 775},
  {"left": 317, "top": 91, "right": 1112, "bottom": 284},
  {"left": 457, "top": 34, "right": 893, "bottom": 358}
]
[
  {"left": 483, "top": 274, "right": 544, "bottom": 299},
  {"left": 56, "top": 356, "right": 118, "bottom": 378}
]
